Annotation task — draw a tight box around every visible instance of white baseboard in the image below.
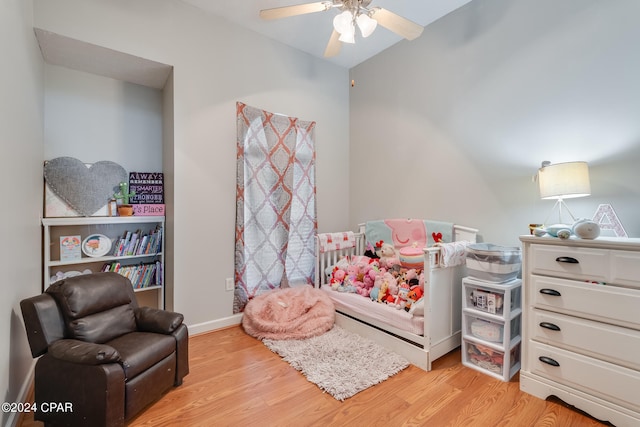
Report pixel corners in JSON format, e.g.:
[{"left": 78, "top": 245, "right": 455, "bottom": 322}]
[{"left": 187, "top": 313, "right": 243, "bottom": 335}]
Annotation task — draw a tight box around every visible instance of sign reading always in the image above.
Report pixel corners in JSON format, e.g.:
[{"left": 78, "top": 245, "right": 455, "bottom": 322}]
[{"left": 129, "top": 172, "right": 164, "bottom": 204}]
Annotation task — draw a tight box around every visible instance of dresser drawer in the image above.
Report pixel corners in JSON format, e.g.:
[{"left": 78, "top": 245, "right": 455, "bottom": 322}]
[
  {"left": 531, "top": 275, "right": 640, "bottom": 329},
  {"left": 529, "top": 341, "right": 640, "bottom": 412},
  {"left": 611, "top": 249, "right": 640, "bottom": 288},
  {"left": 529, "top": 244, "right": 608, "bottom": 282},
  {"left": 530, "top": 309, "right": 640, "bottom": 370}
]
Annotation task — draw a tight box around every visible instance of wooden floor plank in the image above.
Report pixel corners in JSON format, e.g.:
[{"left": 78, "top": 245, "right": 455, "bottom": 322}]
[{"left": 19, "top": 325, "right": 610, "bottom": 427}]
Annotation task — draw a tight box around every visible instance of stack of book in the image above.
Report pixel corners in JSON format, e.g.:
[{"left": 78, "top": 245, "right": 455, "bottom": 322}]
[
  {"left": 102, "top": 260, "right": 162, "bottom": 288},
  {"left": 111, "top": 226, "right": 163, "bottom": 257}
]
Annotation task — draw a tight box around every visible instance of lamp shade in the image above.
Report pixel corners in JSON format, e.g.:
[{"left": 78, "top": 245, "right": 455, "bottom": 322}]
[
  {"left": 338, "top": 25, "right": 355, "bottom": 43},
  {"left": 538, "top": 161, "right": 591, "bottom": 200},
  {"left": 333, "top": 11, "right": 353, "bottom": 34},
  {"left": 356, "top": 13, "right": 377, "bottom": 38}
]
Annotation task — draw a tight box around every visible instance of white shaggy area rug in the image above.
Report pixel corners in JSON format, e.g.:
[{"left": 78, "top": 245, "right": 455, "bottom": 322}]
[{"left": 262, "top": 326, "right": 410, "bottom": 401}]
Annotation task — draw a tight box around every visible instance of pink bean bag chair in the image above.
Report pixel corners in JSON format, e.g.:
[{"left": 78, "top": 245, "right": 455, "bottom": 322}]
[{"left": 242, "top": 286, "right": 335, "bottom": 340}]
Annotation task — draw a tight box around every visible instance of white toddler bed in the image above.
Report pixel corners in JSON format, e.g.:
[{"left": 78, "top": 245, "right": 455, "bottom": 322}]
[{"left": 314, "top": 220, "right": 478, "bottom": 371}]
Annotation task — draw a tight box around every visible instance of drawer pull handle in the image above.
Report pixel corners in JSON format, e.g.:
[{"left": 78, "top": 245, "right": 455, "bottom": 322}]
[
  {"left": 539, "top": 356, "right": 560, "bottom": 367},
  {"left": 540, "top": 322, "right": 561, "bottom": 331},
  {"left": 539, "top": 288, "right": 561, "bottom": 296},
  {"left": 556, "top": 256, "right": 579, "bottom": 264}
]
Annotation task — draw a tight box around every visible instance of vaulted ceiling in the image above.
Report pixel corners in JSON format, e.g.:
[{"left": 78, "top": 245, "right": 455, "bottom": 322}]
[{"left": 180, "top": 0, "right": 473, "bottom": 68}]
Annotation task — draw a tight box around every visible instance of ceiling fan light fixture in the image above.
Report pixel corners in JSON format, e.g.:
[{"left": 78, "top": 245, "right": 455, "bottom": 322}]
[
  {"left": 259, "top": 1, "right": 426, "bottom": 58},
  {"left": 333, "top": 10, "right": 353, "bottom": 34},
  {"left": 356, "top": 13, "right": 377, "bottom": 38},
  {"left": 338, "top": 25, "right": 356, "bottom": 43}
]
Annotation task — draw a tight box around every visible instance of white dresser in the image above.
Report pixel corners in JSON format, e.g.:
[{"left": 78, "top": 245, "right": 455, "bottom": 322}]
[{"left": 519, "top": 235, "right": 640, "bottom": 427}]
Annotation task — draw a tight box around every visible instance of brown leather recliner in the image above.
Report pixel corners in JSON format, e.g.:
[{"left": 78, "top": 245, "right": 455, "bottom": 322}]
[{"left": 20, "top": 272, "right": 189, "bottom": 427}]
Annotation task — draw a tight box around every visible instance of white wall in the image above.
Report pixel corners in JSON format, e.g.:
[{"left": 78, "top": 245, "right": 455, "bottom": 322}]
[
  {"left": 1, "top": 0, "right": 44, "bottom": 424},
  {"left": 33, "top": 0, "right": 351, "bottom": 332},
  {"left": 44, "top": 65, "right": 163, "bottom": 172},
  {"left": 350, "top": 0, "right": 640, "bottom": 246}
]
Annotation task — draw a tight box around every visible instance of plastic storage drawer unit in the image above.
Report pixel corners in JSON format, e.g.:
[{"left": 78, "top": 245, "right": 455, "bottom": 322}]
[{"left": 462, "top": 277, "right": 522, "bottom": 381}]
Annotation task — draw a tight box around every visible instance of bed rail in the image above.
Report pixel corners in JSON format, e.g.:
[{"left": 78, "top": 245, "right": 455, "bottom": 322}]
[
  {"left": 315, "top": 224, "right": 478, "bottom": 286},
  {"left": 314, "top": 232, "right": 365, "bottom": 287}
]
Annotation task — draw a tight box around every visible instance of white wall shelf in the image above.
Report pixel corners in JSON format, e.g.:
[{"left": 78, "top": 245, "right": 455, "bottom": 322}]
[{"left": 42, "top": 215, "right": 165, "bottom": 309}]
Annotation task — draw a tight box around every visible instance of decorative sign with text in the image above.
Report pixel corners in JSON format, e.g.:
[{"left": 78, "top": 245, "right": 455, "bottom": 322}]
[
  {"left": 133, "top": 204, "right": 165, "bottom": 216},
  {"left": 129, "top": 172, "right": 164, "bottom": 204}
]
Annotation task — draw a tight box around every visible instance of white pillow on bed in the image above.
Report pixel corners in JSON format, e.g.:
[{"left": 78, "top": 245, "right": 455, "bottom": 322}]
[{"left": 409, "top": 297, "right": 425, "bottom": 316}]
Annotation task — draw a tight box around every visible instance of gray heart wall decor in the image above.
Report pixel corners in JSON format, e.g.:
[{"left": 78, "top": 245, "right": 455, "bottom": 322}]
[{"left": 44, "top": 157, "right": 128, "bottom": 216}]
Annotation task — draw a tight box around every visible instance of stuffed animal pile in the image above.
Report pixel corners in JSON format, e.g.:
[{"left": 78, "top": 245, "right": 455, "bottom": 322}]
[{"left": 328, "top": 240, "right": 425, "bottom": 313}]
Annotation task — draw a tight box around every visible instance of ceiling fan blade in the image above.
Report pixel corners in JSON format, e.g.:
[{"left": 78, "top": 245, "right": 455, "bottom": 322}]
[
  {"left": 370, "top": 7, "right": 424, "bottom": 40},
  {"left": 259, "top": 1, "right": 332, "bottom": 20},
  {"left": 324, "top": 29, "right": 342, "bottom": 57}
]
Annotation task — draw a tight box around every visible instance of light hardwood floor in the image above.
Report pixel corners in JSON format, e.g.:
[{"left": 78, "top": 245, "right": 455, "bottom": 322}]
[{"left": 21, "top": 325, "right": 608, "bottom": 427}]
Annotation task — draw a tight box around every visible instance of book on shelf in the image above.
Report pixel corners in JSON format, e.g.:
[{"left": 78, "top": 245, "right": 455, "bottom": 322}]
[
  {"left": 129, "top": 172, "right": 164, "bottom": 204},
  {"left": 102, "top": 261, "right": 158, "bottom": 289},
  {"left": 144, "top": 226, "right": 163, "bottom": 254},
  {"left": 110, "top": 226, "right": 162, "bottom": 257},
  {"left": 130, "top": 266, "right": 141, "bottom": 288},
  {"left": 141, "top": 264, "right": 154, "bottom": 288},
  {"left": 136, "top": 235, "right": 149, "bottom": 255},
  {"left": 155, "top": 260, "right": 162, "bottom": 286},
  {"left": 112, "top": 230, "right": 131, "bottom": 257},
  {"left": 125, "top": 230, "right": 141, "bottom": 256}
]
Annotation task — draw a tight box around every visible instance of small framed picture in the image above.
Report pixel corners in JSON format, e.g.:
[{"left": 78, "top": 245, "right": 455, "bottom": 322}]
[{"left": 60, "top": 235, "right": 82, "bottom": 261}]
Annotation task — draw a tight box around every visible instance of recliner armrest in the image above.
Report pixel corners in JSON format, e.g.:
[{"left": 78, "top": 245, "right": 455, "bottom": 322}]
[
  {"left": 135, "top": 306, "right": 184, "bottom": 334},
  {"left": 49, "top": 339, "right": 121, "bottom": 365}
]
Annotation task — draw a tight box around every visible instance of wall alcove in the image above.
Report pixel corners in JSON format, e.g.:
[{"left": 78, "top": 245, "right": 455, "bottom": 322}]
[{"left": 35, "top": 28, "right": 176, "bottom": 309}]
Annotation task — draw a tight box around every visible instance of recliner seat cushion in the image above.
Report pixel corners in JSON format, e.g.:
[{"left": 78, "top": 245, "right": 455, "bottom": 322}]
[
  {"left": 69, "top": 304, "right": 137, "bottom": 343},
  {"left": 107, "top": 332, "right": 176, "bottom": 379}
]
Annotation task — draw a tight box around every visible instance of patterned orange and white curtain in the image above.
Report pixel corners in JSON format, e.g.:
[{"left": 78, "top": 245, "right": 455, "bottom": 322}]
[{"left": 233, "top": 102, "right": 317, "bottom": 313}]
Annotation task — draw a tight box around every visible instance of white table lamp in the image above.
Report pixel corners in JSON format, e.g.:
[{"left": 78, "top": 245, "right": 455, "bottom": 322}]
[{"left": 538, "top": 161, "right": 591, "bottom": 225}]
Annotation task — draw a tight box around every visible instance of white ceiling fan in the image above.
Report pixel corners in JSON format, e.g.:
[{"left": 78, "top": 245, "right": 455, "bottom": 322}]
[{"left": 259, "top": 0, "right": 424, "bottom": 57}]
